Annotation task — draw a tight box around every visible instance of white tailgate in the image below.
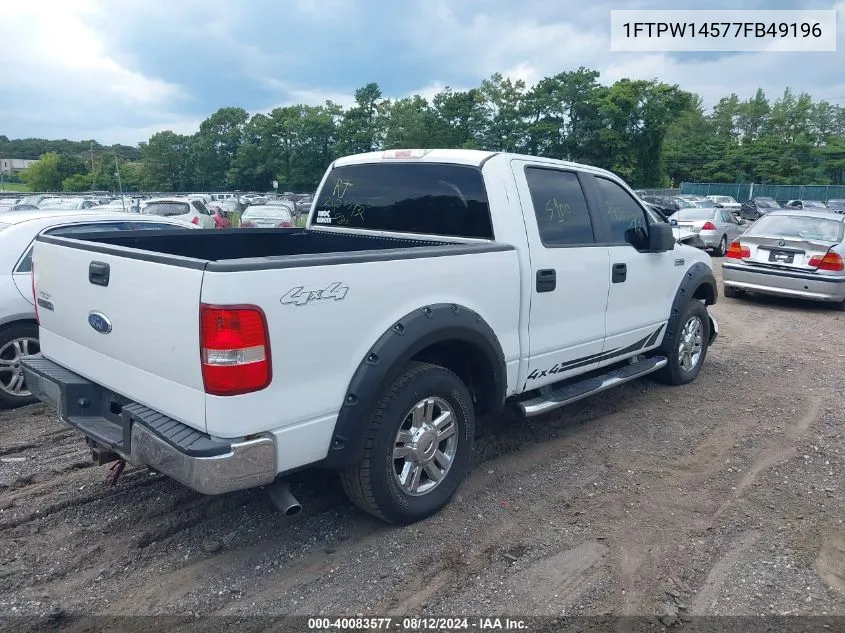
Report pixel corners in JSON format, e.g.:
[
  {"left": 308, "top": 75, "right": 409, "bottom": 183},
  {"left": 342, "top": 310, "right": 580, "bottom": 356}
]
[{"left": 33, "top": 240, "right": 208, "bottom": 431}]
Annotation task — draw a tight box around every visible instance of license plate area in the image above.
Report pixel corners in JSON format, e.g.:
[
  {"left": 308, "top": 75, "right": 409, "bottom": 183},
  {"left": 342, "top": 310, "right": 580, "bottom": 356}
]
[{"left": 768, "top": 250, "right": 795, "bottom": 264}]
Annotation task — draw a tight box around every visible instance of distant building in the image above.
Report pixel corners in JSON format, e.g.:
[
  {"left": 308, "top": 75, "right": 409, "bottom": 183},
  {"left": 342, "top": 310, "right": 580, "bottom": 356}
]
[{"left": 0, "top": 158, "right": 38, "bottom": 174}]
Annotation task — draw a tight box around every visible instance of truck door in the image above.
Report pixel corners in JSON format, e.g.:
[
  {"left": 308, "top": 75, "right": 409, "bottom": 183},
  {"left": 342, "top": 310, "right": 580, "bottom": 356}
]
[
  {"left": 583, "top": 174, "right": 678, "bottom": 365},
  {"left": 511, "top": 160, "right": 610, "bottom": 390}
]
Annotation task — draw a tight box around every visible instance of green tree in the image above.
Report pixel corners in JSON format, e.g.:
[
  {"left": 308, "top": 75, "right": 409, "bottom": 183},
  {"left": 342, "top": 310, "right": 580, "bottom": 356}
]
[
  {"left": 19, "top": 152, "right": 63, "bottom": 191},
  {"left": 62, "top": 172, "right": 93, "bottom": 191}
]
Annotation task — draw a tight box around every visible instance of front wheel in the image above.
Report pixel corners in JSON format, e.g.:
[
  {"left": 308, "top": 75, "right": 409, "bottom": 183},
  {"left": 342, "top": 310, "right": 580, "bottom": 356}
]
[
  {"left": 653, "top": 301, "right": 711, "bottom": 386},
  {"left": 339, "top": 361, "right": 475, "bottom": 524}
]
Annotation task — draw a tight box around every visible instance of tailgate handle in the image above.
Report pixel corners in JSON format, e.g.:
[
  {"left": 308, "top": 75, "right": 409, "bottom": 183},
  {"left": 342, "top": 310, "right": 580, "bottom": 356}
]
[{"left": 89, "top": 261, "right": 110, "bottom": 287}]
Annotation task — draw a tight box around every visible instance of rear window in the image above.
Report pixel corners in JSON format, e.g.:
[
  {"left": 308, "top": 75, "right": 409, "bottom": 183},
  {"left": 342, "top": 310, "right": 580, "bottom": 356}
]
[
  {"left": 746, "top": 215, "right": 843, "bottom": 242},
  {"left": 143, "top": 202, "right": 190, "bottom": 217},
  {"left": 312, "top": 163, "right": 493, "bottom": 239},
  {"left": 673, "top": 209, "right": 716, "bottom": 221},
  {"left": 756, "top": 199, "right": 779, "bottom": 208}
]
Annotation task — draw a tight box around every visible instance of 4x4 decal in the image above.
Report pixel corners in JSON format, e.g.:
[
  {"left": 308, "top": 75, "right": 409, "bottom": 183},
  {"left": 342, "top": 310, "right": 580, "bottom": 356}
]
[{"left": 280, "top": 282, "right": 349, "bottom": 306}]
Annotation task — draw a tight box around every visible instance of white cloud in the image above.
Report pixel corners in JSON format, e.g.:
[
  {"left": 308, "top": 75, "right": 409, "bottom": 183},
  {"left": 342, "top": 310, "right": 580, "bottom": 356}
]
[{"left": 402, "top": 0, "right": 845, "bottom": 111}]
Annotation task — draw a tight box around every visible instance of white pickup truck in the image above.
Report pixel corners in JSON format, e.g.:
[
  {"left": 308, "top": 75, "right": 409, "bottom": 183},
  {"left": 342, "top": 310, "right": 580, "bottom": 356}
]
[{"left": 22, "top": 149, "right": 718, "bottom": 524}]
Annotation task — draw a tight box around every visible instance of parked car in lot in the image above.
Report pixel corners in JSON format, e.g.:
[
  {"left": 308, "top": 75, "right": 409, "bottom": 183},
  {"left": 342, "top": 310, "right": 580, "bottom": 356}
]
[
  {"left": 640, "top": 196, "right": 678, "bottom": 220},
  {"left": 140, "top": 197, "right": 216, "bottom": 228},
  {"left": 706, "top": 195, "right": 742, "bottom": 214},
  {"left": 22, "top": 148, "right": 719, "bottom": 524},
  {"left": 826, "top": 199, "right": 845, "bottom": 214},
  {"left": 205, "top": 203, "right": 232, "bottom": 228},
  {"left": 668, "top": 206, "right": 747, "bottom": 256},
  {"left": 723, "top": 210, "right": 845, "bottom": 310},
  {"left": 740, "top": 196, "right": 782, "bottom": 221},
  {"left": 240, "top": 200, "right": 295, "bottom": 228},
  {"left": 239, "top": 193, "right": 267, "bottom": 206},
  {"left": 37, "top": 197, "right": 101, "bottom": 210},
  {"left": 784, "top": 200, "right": 827, "bottom": 210},
  {"left": 0, "top": 210, "right": 200, "bottom": 407}
]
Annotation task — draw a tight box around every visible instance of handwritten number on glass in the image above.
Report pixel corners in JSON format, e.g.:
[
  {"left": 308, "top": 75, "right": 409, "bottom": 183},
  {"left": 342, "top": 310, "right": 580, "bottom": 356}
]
[{"left": 332, "top": 179, "right": 353, "bottom": 199}]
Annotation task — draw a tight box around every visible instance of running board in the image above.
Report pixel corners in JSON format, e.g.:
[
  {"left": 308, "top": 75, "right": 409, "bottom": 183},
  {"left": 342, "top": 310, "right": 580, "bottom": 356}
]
[{"left": 516, "top": 356, "right": 668, "bottom": 417}]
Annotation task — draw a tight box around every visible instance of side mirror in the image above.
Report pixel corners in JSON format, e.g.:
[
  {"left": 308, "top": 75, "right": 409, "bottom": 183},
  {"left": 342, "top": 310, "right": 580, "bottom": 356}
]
[
  {"left": 669, "top": 218, "right": 678, "bottom": 226},
  {"left": 645, "top": 222, "right": 675, "bottom": 252}
]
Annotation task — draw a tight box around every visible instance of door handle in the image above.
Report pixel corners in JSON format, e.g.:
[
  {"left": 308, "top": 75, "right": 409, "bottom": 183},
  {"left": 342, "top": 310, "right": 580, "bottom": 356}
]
[
  {"left": 89, "top": 261, "right": 110, "bottom": 287},
  {"left": 611, "top": 263, "right": 627, "bottom": 284},
  {"left": 536, "top": 269, "right": 556, "bottom": 293}
]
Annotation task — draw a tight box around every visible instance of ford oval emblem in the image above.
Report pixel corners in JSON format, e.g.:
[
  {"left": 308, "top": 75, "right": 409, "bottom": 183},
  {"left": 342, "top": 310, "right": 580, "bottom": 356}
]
[
  {"left": 778, "top": 239, "right": 786, "bottom": 247},
  {"left": 88, "top": 311, "right": 113, "bottom": 334}
]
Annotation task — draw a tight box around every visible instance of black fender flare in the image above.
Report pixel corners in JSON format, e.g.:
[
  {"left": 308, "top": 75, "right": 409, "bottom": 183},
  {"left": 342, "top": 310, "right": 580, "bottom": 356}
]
[
  {"left": 321, "top": 303, "right": 507, "bottom": 468},
  {"left": 662, "top": 261, "right": 718, "bottom": 349}
]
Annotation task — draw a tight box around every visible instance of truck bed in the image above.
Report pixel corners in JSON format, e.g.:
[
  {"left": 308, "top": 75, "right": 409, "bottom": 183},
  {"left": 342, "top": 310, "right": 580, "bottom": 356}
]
[{"left": 37, "top": 227, "right": 476, "bottom": 271}]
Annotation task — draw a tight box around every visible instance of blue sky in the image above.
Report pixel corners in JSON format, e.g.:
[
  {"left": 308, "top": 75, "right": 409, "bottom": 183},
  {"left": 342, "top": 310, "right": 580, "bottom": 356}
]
[{"left": 2, "top": 0, "right": 843, "bottom": 145}]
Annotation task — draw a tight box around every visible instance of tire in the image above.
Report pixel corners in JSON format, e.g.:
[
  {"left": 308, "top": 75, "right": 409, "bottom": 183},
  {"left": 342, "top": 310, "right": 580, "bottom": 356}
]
[
  {"left": 832, "top": 299, "right": 845, "bottom": 312},
  {"left": 338, "top": 361, "right": 475, "bottom": 524},
  {"left": 714, "top": 234, "right": 728, "bottom": 257},
  {"left": 653, "top": 300, "right": 711, "bottom": 386},
  {"left": 723, "top": 284, "right": 744, "bottom": 299},
  {"left": 0, "top": 323, "right": 40, "bottom": 409}
]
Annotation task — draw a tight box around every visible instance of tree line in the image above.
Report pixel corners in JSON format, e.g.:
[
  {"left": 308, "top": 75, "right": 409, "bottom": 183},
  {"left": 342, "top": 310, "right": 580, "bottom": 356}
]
[{"left": 9, "top": 68, "right": 845, "bottom": 193}]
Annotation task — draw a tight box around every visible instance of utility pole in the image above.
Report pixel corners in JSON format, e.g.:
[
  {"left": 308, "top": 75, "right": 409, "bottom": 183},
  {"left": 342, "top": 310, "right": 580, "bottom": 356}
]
[{"left": 114, "top": 152, "right": 125, "bottom": 212}]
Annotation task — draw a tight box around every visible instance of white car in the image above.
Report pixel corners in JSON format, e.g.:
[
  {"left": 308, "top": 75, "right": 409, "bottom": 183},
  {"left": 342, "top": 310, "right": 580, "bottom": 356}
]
[
  {"left": 37, "top": 197, "right": 101, "bottom": 210},
  {"left": 140, "top": 197, "right": 216, "bottom": 228},
  {"left": 23, "top": 148, "right": 720, "bottom": 524},
  {"left": 705, "top": 196, "right": 742, "bottom": 213},
  {"left": 239, "top": 193, "right": 267, "bottom": 206},
  {"left": 0, "top": 210, "right": 200, "bottom": 407},
  {"left": 240, "top": 201, "right": 296, "bottom": 228}
]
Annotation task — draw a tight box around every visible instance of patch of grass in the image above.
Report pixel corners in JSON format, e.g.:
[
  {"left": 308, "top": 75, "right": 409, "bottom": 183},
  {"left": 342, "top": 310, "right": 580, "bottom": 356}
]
[
  {"left": 295, "top": 215, "right": 307, "bottom": 228},
  {"left": 0, "top": 182, "right": 28, "bottom": 192}
]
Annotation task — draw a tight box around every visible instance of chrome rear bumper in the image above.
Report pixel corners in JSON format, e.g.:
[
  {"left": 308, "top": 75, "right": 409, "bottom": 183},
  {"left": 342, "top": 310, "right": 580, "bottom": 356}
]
[{"left": 21, "top": 354, "right": 277, "bottom": 495}]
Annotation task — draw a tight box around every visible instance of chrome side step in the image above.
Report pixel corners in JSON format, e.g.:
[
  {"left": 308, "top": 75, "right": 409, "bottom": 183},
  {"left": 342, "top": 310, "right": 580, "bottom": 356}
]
[{"left": 516, "top": 356, "right": 668, "bottom": 417}]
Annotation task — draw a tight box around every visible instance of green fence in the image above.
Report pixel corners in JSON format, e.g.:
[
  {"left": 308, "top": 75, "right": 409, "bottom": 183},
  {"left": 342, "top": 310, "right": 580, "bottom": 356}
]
[{"left": 680, "top": 182, "right": 845, "bottom": 203}]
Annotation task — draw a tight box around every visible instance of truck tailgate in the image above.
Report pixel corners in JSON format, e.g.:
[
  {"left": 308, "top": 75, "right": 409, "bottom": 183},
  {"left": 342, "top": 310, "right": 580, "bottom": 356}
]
[{"left": 32, "top": 238, "right": 208, "bottom": 430}]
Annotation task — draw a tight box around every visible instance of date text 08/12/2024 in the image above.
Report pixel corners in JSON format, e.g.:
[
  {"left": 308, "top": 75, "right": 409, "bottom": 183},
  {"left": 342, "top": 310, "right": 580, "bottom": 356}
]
[{"left": 307, "top": 617, "right": 528, "bottom": 630}]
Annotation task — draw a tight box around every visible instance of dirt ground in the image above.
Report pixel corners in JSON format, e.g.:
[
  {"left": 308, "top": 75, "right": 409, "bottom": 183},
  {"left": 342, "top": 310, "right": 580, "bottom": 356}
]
[{"left": 1, "top": 263, "right": 844, "bottom": 624}]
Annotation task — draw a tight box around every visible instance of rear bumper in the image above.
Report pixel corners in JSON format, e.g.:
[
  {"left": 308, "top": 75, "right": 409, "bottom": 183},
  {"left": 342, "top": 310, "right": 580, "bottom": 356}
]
[
  {"left": 723, "top": 262, "right": 845, "bottom": 302},
  {"left": 21, "top": 355, "right": 277, "bottom": 495}
]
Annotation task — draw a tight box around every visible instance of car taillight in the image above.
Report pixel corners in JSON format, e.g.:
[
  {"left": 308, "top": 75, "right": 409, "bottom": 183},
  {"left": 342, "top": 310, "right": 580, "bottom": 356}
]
[
  {"left": 200, "top": 304, "right": 271, "bottom": 396},
  {"left": 191, "top": 216, "right": 199, "bottom": 225},
  {"left": 726, "top": 241, "right": 750, "bottom": 259},
  {"left": 31, "top": 263, "right": 38, "bottom": 324},
  {"left": 808, "top": 252, "right": 845, "bottom": 271},
  {"left": 701, "top": 221, "right": 717, "bottom": 231},
  {"left": 241, "top": 221, "right": 254, "bottom": 228},
  {"left": 278, "top": 221, "right": 293, "bottom": 228}
]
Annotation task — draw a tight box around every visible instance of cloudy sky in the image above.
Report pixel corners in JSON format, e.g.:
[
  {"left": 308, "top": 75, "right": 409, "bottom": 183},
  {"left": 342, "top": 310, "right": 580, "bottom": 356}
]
[{"left": 2, "top": 0, "right": 843, "bottom": 145}]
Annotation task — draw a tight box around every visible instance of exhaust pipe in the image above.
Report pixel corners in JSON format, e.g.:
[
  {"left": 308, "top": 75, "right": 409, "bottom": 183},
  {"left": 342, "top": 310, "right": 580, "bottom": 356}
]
[{"left": 267, "top": 481, "right": 302, "bottom": 517}]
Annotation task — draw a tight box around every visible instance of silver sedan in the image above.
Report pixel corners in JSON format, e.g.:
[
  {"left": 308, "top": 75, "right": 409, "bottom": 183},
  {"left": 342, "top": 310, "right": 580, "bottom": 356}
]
[
  {"left": 722, "top": 210, "right": 845, "bottom": 310},
  {"left": 668, "top": 206, "right": 747, "bottom": 256}
]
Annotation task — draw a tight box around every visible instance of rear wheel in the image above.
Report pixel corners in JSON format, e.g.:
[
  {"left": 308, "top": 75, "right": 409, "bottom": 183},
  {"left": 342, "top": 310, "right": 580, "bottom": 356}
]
[
  {"left": 339, "top": 361, "right": 474, "bottom": 524},
  {"left": 714, "top": 234, "right": 728, "bottom": 257},
  {"left": 653, "top": 300, "right": 710, "bottom": 386},
  {"left": 0, "top": 323, "right": 40, "bottom": 409}
]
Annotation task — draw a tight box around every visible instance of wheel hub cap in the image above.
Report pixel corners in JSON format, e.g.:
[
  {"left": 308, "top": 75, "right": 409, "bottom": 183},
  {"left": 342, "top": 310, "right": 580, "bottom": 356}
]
[
  {"left": 392, "top": 396, "right": 458, "bottom": 496},
  {"left": 0, "top": 336, "right": 39, "bottom": 398},
  {"left": 677, "top": 316, "right": 703, "bottom": 373}
]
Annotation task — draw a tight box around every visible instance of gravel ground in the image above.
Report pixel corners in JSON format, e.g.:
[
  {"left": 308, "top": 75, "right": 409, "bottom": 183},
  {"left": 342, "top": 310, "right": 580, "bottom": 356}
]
[{"left": 0, "top": 263, "right": 843, "bottom": 625}]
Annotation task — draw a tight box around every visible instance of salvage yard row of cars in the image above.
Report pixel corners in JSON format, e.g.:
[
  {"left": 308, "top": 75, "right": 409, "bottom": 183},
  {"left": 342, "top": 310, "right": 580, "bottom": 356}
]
[{"left": 3, "top": 151, "right": 845, "bottom": 527}]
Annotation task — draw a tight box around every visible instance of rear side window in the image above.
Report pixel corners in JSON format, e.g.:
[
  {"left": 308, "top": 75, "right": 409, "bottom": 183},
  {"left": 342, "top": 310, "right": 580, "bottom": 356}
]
[
  {"left": 524, "top": 167, "right": 595, "bottom": 246},
  {"left": 312, "top": 163, "right": 493, "bottom": 239},
  {"left": 143, "top": 202, "right": 190, "bottom": 217},
  {"left": 593, "top": 177, "right": 649, "bottom": 244}
]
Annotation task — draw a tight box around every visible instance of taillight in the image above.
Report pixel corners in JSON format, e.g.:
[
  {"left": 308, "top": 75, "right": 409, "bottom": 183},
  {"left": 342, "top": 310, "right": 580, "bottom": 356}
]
[
  {"left": 200, "top": 304, "right": 271, "bottom": 396},
  {"left": 701, "top": 221, "right": 717, "bottom": 231},
  {"left": 726, "top": 241, "right": 750, "bottom": 259},
  {"left": 31, "top": 263, "right": 39, "bottom": 324},
  {"left": 278, "top": 222, "right": 293, "bottom": 228},
  {"left": 240, "top": 221, "right": 254, "bottom": 228},
  {"left": 191, "top": 216, "right": 199, "bottom": 225},
  {"left": 808, "top": 252, "right": 845, "bottom": 271}
]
